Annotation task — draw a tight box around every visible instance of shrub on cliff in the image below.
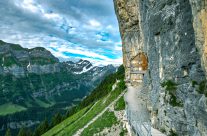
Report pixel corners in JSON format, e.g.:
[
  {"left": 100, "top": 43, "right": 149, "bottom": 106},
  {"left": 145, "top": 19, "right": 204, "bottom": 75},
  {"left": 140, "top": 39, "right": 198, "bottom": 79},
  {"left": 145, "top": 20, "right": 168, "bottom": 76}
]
[{"left": 161, "top": 80, "right": 183, "bottom": 107}]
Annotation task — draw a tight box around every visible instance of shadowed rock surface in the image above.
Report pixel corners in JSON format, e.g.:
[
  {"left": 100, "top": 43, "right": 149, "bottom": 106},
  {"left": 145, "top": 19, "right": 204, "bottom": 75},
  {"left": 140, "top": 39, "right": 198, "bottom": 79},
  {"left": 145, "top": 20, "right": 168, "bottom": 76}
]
[{"left": 114, "top": 0, "right": 207, "bottom": 135}]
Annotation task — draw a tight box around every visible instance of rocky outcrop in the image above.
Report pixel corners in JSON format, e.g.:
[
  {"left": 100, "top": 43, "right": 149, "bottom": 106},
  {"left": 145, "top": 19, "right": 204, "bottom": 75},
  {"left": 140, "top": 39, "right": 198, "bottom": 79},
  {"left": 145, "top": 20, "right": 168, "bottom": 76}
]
[
  {"left": 0, "top": 40, "right": 116, "bottom": 104},
  {"left": 0, "top": 40, "right": 60, "bottom": 76},
  {"left": 189, "top": 0, "right": 207, "bottom": 74},
  {"left": 114, "top": 0, "right": 207, "bottom": 135}
]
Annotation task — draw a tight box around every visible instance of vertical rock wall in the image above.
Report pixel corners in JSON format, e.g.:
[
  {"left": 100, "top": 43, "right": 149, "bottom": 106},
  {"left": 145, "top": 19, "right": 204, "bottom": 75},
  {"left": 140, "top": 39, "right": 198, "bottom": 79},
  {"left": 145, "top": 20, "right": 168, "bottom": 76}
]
[
  {"left": 114, "top": 0, "right": 207, "bottom": 135},
  {"left": 189, "top": 0, "right": 207, "bottom": 74}
]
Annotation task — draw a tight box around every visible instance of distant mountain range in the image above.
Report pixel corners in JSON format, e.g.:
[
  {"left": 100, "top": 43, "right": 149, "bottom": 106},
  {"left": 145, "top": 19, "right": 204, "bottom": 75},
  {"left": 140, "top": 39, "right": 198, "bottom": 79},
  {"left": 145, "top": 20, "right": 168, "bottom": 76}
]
[{"left": 0, "top": 40, "right": 116, "bottom": 134}]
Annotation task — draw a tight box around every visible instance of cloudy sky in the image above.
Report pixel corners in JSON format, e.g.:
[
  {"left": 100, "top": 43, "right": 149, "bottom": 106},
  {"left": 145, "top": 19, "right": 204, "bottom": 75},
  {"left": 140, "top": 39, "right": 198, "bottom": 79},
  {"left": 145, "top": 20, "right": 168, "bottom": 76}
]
[{"left": 0, "top": 0, "right": 122, "bottom": 66}]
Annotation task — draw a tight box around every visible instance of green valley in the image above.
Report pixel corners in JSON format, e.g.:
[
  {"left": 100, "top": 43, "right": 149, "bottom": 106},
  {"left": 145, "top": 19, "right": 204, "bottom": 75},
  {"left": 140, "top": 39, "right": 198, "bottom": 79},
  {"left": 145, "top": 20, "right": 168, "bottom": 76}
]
[
  {"left": 0, "top": 103, "right": 27, "bottom": 116},
  {"left": 0, "top": 40, "right": 116, "bottom": 136}
]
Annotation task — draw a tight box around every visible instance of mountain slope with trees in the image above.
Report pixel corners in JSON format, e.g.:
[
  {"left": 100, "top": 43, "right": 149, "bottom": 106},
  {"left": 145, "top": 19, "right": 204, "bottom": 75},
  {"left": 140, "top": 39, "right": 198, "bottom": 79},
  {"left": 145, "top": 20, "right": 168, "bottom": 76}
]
[
  {"left": 0, "top": 40, "right": 116, "bottom": 135},
  {"left": 41, "top": 65, "right": 127, "bottom": 136}
]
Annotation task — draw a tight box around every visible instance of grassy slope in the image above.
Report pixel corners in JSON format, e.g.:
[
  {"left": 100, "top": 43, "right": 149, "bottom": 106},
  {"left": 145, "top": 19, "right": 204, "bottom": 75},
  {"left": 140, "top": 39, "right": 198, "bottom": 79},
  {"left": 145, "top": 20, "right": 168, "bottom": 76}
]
[
  {"left": 43, "top": 84, "right": 124, "bottom": 136},
  {"left": 114, "top": 96, "right": 126, "bottom": 111},
  {"left": 34, "top": 99, "right": 55, "bottom": 108},
  {"left": 81, "top": 110, "right": 118, "bottom": 136},
  {"left": 43, "top": 65, "right": 125, "bottom": 136},
  {"left": 43, "top": 105, "right": 92, "bottom": 136},
  {"left": 81, "top": 94, "right": 127, "bottom": 136},
  {"left": 0, "top": 103, "right": 27, "bottom": 116}
]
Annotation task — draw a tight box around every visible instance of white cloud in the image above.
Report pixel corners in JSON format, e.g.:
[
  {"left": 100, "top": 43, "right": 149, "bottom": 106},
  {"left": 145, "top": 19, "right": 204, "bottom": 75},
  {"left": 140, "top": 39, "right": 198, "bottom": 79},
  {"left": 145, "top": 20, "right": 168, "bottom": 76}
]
[
  {"left": 44, "top": 13, "right": 61, "bottom": 20},
  {"left": 90, "top": 57, "right": 123, "bottom": 66},
  {"left": 0, "top": 0, "right": 122, "bottom": 66},
  {"left": 14, "top": 0, "right": 65, "bottom": 27},
  {"left": 14, "top": 0, "right": 41, "bottom": 13},
  {"left": 114, "top": 41, "right": 122, "bottom": 51},
  {"left": 115, "top": 46, "right": 122, "bottom": 51},
  {"left": 89, "top": 19, "right": 101, "bottom": 27},
  {"left": 106, "top": 25, "right": 113, "bottom": 30},
  {"left": 48, "top": 49, "right": 68, "bottom": 59}
]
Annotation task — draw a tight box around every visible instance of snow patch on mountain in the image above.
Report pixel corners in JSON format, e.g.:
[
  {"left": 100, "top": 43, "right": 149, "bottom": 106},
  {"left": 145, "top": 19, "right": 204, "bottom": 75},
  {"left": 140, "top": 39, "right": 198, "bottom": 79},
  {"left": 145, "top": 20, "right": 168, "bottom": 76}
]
[{"left": 74, "top": 63, "right": 94, "bottom": 74}]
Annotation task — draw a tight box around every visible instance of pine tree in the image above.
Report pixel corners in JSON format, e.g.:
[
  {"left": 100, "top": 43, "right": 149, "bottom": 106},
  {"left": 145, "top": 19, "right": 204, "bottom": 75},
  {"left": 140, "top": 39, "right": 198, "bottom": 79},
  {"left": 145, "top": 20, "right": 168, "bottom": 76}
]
[
  {"left": 33, "top": 118, "right": 49, "bottom": 136},
  {"left": 51, "top": 113, "right": 62, "bottom": 127},
  {"left": 5, "top": 128, "right": 11, "bottom": 136},
  {"left": 17, "top": 128, "right": 27, "bottom": 136},
  {"left": 26, "top": 129, "right": 33, "bottom": 136}
]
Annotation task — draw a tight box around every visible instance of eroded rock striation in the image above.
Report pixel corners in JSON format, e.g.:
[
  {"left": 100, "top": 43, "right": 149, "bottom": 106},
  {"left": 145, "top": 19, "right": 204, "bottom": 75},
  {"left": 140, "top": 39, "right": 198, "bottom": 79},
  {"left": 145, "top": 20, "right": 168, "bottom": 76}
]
[{"left": 114, "top": 0, "right": 207, "bottom": 135}]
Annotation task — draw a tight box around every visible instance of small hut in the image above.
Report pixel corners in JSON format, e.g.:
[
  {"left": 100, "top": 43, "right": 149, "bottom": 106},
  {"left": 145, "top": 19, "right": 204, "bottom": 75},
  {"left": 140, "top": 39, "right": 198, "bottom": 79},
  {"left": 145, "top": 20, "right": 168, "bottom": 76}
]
[{"left": 130, "top": 52, "right": 148, "bottom": 84}]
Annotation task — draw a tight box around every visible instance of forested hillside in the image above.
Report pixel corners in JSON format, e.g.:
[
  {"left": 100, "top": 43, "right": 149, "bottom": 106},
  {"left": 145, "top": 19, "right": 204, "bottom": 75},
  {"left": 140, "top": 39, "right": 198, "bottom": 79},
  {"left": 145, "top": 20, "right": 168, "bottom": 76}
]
[
  {"left": 0, "top": 40, "right": 116, "bottom": 135},
  {"left": 39, "top": 65, "right": 127, "bottom": 136}
]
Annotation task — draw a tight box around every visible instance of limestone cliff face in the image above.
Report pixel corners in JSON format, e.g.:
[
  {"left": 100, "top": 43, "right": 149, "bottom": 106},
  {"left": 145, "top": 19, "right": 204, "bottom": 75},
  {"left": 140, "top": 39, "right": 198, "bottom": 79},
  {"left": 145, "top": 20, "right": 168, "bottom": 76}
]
[
  {"left": 114, "top": 0, "right": 207, "bottom": 135},
  {"left": 189, "top": 0, "right": 207, "bottom": 74}
]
